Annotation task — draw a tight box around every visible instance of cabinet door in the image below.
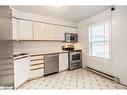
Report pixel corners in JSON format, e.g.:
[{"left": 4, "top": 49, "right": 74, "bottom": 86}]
[
  {"left": 30, "top": 69, "right": 44, "bottom": 79},
  {"left": 33, "top": 22, "right": 44, "bottom": 40},
  {"left": 14, "top": 57, "right": 30, "bottom": 88},
  {"left": 64, "top": 27, "right": 77, "bottom": 34},
  {"left": 44, "top": 24, "right": 55, "bottom": 40},
  {"left": 59, "top": 53, "right": 68, "bottom": 72},
  {"left": 12, "top": 18, "right": 19, "bottom": 40},
  {"left": 19, "top": 20, "right": 33, "bottom": 40},
  {"left": 55, "top": 25, "right": 65, "bottom": 41}
]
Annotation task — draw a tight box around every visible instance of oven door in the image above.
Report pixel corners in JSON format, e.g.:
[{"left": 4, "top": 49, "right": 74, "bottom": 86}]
[{"left": 70, "top": 51, "right": 82, "bottom": 63}]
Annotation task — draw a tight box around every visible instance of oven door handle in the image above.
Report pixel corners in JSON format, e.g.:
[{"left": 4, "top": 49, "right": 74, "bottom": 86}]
[{"left": 70, "top": 52, "right": 81, "bottom": 55}]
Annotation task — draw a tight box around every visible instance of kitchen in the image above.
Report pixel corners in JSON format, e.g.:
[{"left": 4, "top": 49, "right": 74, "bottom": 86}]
[{"left": 0, "top": 6, "right": 127, "bottom": 90}]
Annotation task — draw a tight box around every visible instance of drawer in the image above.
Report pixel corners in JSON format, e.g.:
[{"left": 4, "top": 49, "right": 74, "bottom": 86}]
[
  {"left": 31, "top": 64, "right": 44, "bottom": 70},
  {"left": 30, "top": 55, "right": 44, "bottom": 60},
  {"left": 30, "top": 68, "right": 44, "bottom": 79},
  {"left": 31, "top": 60, "right": 44, "bottom": 65}
]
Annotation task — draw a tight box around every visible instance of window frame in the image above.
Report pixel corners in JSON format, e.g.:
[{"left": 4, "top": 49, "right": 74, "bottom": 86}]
[{"left": 88, "top": 18, "right": 112, "bottom": 62}]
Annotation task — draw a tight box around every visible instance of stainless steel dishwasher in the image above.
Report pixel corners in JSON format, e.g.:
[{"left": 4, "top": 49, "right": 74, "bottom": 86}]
[{"left": 44, "top": 53, "right": 59, "bottom": 75}]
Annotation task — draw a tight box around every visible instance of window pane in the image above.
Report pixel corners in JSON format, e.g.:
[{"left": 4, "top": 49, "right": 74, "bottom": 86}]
[
  {"left": 91, "top": 41, "right": 105, "bottom": 58},
  {"left": 91, "top": 24, "right": 105, "bottom": 42},
  {"left": 89, "top": 20, "right": 110, "bottom": 59}
]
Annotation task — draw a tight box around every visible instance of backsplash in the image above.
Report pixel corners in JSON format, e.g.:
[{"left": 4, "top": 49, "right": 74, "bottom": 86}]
[{"left": 13, "top": 41, "right": 77, "bottom": 53}]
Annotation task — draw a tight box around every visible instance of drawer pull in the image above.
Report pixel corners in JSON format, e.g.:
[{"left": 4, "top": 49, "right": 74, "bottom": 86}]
[
  {"left": 31, "top": 63, "right": 44, "bottom": 66},
  {"left": 31, "top": 67, "right": 44, "bottom": 71},
  {"left": 30, "top": 59, "right": 43, "bottom": 61}
]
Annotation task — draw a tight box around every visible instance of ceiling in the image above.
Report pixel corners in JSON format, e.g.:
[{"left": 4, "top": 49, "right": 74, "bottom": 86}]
[{"left": 12, "top": 6, "right": 110, "bottom": 22}]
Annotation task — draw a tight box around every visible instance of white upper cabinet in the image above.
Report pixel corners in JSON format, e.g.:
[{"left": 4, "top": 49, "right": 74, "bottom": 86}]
[
  {"left": 33, "top": 22, "right": 45, "bottom": 40},
  {"left": 19, "top": 20, "right": 33, "bottom": 40},
  {"left": 12, "top": 18, "right": 19, "bottom": 40},
  {"left": 12, "top": 18, "right": 77, "bottom": 41},
  {"left": 55, "top": 25, "right": 65, "bottom": 41},
  {"left": 44, "top": 24, "right": 55, "bottom": 40},
  {"left": 64, "top": 27, "right": 77, "bottom": 34}
]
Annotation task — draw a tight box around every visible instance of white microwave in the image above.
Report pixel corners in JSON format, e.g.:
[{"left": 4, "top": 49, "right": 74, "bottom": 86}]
[{"left": 65, "top": 33, "right": 78, "bottom": 43}]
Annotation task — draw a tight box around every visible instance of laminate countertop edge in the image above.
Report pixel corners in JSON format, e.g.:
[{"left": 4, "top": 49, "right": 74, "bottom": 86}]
[{"left": 13, "top": 51, "right": 69, "bottom": 60}]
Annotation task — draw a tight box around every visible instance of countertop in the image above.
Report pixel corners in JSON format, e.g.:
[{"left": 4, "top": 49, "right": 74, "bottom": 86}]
[
  {"left": 29, "top": 51, "right": 69, "bottom": 56},
  {"left": 13, "top": 54, "right": 29, "bottom": 60}
]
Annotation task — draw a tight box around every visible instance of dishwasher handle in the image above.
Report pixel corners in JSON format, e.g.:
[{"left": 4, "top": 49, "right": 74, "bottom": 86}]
[{"left": 45, "top": 54, "right": 58, "bottom": 57}]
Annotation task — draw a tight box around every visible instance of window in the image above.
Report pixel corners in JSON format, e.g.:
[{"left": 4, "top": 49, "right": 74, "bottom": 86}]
[{"left": 89, "top": 18, "right": 111, "bottom": 59}]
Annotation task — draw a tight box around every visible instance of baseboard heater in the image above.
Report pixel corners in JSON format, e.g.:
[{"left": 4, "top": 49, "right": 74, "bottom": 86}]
[{"left": 85, "top": 66, "right": 119, "bottom": 83}]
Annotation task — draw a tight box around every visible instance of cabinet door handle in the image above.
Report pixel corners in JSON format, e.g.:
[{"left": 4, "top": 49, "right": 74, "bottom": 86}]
[
  {"left": 14, "top": 56, "right": 28, "bottom": 60},
  {"left": 45, "top": 54, "right": 58, "bottom": 57}
]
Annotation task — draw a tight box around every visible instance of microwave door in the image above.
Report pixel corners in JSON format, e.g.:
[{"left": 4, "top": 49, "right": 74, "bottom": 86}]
[
  {"left": 72, "top": 34, "right": 78, "bottom": 42},
  {"left": 70, "top": 35, "right": 76, "bottom": 43},
  {"left": 66, "top": 34, "right": 71, "bottom": 42},
  {"left": 70, "top": 36, "right": 74, "bottom": 41},
  {"left": 65, "top": 33, "right": 78, "bottom": 43}
]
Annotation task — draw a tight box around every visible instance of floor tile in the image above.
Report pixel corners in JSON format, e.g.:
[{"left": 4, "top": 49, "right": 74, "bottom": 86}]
[{"left": 18, "top": 68, "right": 127, "bottom": 89}]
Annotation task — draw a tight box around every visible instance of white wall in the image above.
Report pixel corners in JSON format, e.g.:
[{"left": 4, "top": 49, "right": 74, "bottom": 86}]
[
  {"left": 11, "top": 7, "right": 77, "bottom": 27},
  {"left": 112, "top": 7, "right": 127, "bottom": 85},
  {"left": 13, "top": 41, "right": 62, "bottom": 53},
  {"left": 77, "top": 6, "right": 127, "bottom": 85}
]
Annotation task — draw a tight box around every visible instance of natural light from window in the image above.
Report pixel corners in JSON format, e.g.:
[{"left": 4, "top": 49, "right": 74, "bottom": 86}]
[{"left": 89, "top": 18, "right": 111, "bottom": 59}]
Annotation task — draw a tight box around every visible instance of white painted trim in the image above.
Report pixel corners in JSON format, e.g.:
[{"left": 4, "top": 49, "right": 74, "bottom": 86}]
[{"left": 88, "top": 17, "right": 112, "bottom": 63}]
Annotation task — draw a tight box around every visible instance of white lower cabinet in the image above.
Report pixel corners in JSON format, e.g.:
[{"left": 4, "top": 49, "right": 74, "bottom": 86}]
[
  {"left": 59, "top": 53, "right": 68, "bottom": 72},
  {"left": 29, "top": 55, "right": 44, "bottom": 79},
  {"left": 30, "top": 69, "right": 44, "bottom": 79},
  {"left": 14, "top": 53, "right": 69, "bottom": 88},
  {"left": 14, "top": 56, "right": 30, "bottom": 89}
]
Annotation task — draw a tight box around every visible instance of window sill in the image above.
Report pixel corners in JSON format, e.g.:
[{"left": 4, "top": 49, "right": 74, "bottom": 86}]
[{"left": 88, "top": 56, "right": 111, "bottom": 64}]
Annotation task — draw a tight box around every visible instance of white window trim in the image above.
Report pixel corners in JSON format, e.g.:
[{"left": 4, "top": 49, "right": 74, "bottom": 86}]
[{"left": 88, "top": 17, "right": 112, "bottom": 63}]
